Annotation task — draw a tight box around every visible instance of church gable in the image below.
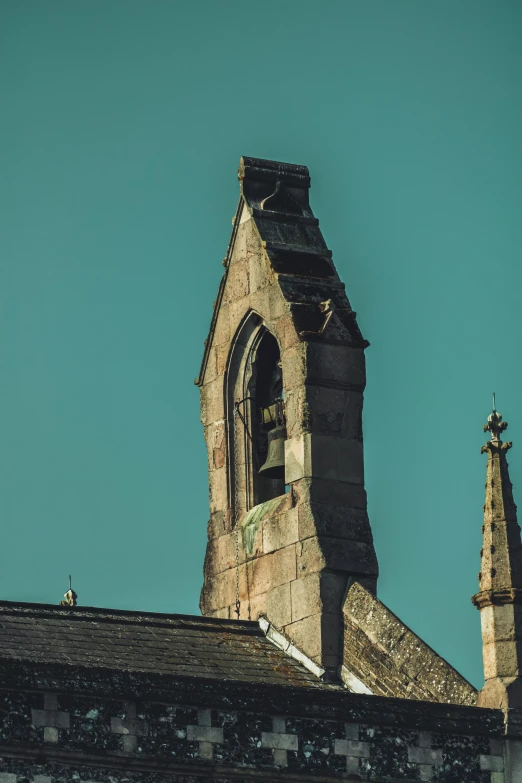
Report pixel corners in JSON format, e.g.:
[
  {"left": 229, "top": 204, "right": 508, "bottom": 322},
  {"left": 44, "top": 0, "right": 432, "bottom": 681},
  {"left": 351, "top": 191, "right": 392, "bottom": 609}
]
[{"left": 342, "top": 582, "right": 477, "bottom": 706}]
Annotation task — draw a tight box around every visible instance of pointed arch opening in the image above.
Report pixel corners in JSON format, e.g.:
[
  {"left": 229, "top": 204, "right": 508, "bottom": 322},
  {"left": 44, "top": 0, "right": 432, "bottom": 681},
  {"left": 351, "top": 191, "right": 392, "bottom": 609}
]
[{"left": 225, "top": 312, "right": 287, "bottom": 524}]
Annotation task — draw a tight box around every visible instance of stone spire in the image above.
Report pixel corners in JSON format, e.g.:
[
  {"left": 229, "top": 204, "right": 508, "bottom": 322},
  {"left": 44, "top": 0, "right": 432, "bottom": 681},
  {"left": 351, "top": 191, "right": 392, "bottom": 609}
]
[{"left": 472, "top": 401, "right": 522, "bottom": 711}]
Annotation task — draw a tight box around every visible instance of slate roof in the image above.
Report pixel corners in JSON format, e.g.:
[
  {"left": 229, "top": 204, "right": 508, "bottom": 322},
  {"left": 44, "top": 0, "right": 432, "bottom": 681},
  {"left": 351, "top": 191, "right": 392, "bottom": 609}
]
[{"left": 0, "top": 601, "right": 328, "bottom": 689}]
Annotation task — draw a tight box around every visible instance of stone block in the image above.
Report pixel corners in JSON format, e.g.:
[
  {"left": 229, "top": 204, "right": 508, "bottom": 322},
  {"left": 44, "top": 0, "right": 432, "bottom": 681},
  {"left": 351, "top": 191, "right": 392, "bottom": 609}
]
[
  {"left": 291, "top": 573, "right": 321, "bottom": 622},
  {"left": 200, "top": 378, "right": 225, "bottom": 425},
  {"left": 212, "top": 606, "right": 230, "bottom": 619},
  {"left": 263, "top": 508, "right": 299, "bottom": 554},
  {"left": 334, "top": 739, "right": 370, "bottom": 758},
  {"left": 481, "top": 603, "right": 518, "bottom": 644},
  {"left": 485, "top": 639, "right": 520, "bottom": 678},
  {"left": 294, "top": 477, "right": 368, "bottom": 510},
  {"left": 284, "top": 388, "right": 310, "bottom": 438},
  {"left": 344, "top": 723, "right": 360, "bottom": 740},
  {"left": 261, "top": 731, "right": 298, "bottom": 751},
  {"left": 250, "top": 286, "right": 270, "bottom": 323},
  {"left": 111, "top": 717, "right": 147, "bottom": 736},
  {"left": 247, "top": 554, "right": 271, "bottom": 597},
  {"left": 306, "top": 386, "right": 362, "bottom": 437},
  {"left": 209, "top": 466, "right": 228, "bottom": 514},
  {"left": 337, "top": 438, "right": 364, "bottom": 483},
  {"left": 241, "top": 505, "right": 265, "bottom": 558},
  {"left": 285, "top": 433, "right": 364, "bottom": 484},
  {"left": 213, "top": 303, "right": 230, "bottom": 347},
  {"left": 44, "top": 693, "right": 58, "bottom": 710},
  {"left": 203, "top": 532, "right": 240, "bottom": 576},
  {"left": 341, "top": 391, "right": 364, "bottom": 439},
  {"left": 248, "top": 590, "right": 267, "bottom": 621},
  {"left": 393, "top": 634, "right": 428, "bottom": 678},
  {"left": 187, "top": 725, "right": 224, "bottom": 744},
  {"left": 200, "top": 570, "right": 233, "bottom": 613},
  {"left": 200, "top": 563, "right": 248, "bottom": 613},
  {"left": 306, "top": 342, "right": 366, "bottom": 390},
  {"left": 249, "top": 252, "right": 270, "bottom": 293},
  {"left": 266, "top": 582, "right": 292, "bottom": 627},
  {"left": 321, "top": 571, "right": 350, "bottom": 611},
  {"left": 344, "top": 584, "right": 401, "bottom": 647},
  {"left": 245, "top": 214, "right": 261, "bottom": 254},
  {"left": 275, "top": 313, "right": 300, "bottom": 352},
  {"left": 248, "top": 545, "right": 296, "bottom": 596},
  {"left": 284, "top": 614, "right": 322, "bottom": 660},
  {"left": 216, "top": 342, "right": 229, "bottom": 376},
  {"left": 231, "top": 220, "right": 248, "bottom": 261},
  {"left": 298, "top": 537, "right": 378, "bottom": 578},
  {"left": 285, "top": 433, "right": 307, "bottom": 484},
  {"left": 408, "top": 747, "right": 443, "bottom": 765},
  {"left": 31, "top": 708, "right": 70, "bottom": 729},
  {"left": 270, "top": 544, "right": 298, "bottom": 587},
  {"left": 283, "top": 610, "right": 342, "bottom": 666},
  {"left": 229, "top": 295, "right": 250, "bottom": 333},
  {"left": 44, "top": 727, "right": 58, "bottom": 743},
  {"left": 480, "top": 754, "right": 504, "bottom": 772},
  {"left": 210, "top": 420, "right": 227, "bottom": 470},
  {"left": 267, "top": 281, "right": 288, "bottom": 321},
  {"left": 298, "top": 503, "right": 373, "bottom": 543},
  {"left": 225, "top": 259, "right": 249, "bottom": 303},
  {"left": 321, "top": 612, "right": 343, "bottom": 662},
  {"left": 207, "top": 511, "right": 227, "bottom": 540},
  {"left": 281, "top": 344, "right": 307, "bottom": 392}
]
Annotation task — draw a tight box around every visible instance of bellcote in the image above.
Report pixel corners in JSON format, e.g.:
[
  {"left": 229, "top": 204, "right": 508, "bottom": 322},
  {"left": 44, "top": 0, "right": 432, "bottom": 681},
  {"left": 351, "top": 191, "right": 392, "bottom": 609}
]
[{"left": 197, "top": 157, "right": 377, "bottom": 679}]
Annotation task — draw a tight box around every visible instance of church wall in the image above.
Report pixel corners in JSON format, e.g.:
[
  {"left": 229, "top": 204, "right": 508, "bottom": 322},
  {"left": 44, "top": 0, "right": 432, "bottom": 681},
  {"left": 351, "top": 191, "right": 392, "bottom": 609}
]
[{"left": 0, "top": 682, "right": 505, "bottom": 782}]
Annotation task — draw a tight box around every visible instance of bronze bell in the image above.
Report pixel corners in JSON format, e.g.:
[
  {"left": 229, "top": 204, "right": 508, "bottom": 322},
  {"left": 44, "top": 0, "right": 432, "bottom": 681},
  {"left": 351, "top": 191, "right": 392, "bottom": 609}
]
[{"left": 259, "top": 424, "right": 286, "bottom": 479}]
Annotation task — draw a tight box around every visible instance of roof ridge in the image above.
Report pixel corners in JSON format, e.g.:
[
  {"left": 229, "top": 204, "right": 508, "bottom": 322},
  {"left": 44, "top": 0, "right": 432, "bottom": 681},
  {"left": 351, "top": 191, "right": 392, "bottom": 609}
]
[{"left": 0, "top": 600, "right": 261, "bottom": 633}]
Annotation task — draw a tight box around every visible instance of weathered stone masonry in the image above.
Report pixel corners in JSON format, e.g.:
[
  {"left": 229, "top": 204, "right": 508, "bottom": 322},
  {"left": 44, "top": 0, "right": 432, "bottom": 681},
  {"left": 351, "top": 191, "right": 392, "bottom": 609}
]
[
  {"left": 0, "top": 600, "right": 508, "bottom": 782},
  {"left": 197, "top": 157, "right": 379, "bottom": 676},
  {"left": 0, "top": 668, "right": 505, "bottom": 782}
]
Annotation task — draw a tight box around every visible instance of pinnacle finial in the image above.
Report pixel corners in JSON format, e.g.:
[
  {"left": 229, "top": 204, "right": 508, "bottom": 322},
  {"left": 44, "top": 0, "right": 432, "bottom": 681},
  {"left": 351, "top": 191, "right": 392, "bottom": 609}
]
[
  {"left": 482, "top": 397, "right": 512, "bottom": 453},
  {"left": 483, "top": 395, "right": 508, "bottom": 443}
]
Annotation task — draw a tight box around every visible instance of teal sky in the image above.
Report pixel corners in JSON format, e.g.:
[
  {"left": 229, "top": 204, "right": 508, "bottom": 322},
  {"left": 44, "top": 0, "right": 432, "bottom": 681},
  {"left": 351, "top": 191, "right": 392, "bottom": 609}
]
[{"left": 1, "top": 1, "right": 521, "bottom": 688}]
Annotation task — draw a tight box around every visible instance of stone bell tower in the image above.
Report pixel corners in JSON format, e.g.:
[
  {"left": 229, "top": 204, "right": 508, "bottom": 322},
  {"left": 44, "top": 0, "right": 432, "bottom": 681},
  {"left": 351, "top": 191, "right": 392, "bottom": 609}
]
[{"left": 196, "top": 157, "right": 378, "bottom": 679}]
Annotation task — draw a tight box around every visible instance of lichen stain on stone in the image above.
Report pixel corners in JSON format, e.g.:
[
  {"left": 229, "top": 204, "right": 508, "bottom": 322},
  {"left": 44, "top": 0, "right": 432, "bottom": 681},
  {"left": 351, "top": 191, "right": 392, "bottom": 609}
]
[{"left": 241, "top": 497, "right": 284, "bottom": 555}]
